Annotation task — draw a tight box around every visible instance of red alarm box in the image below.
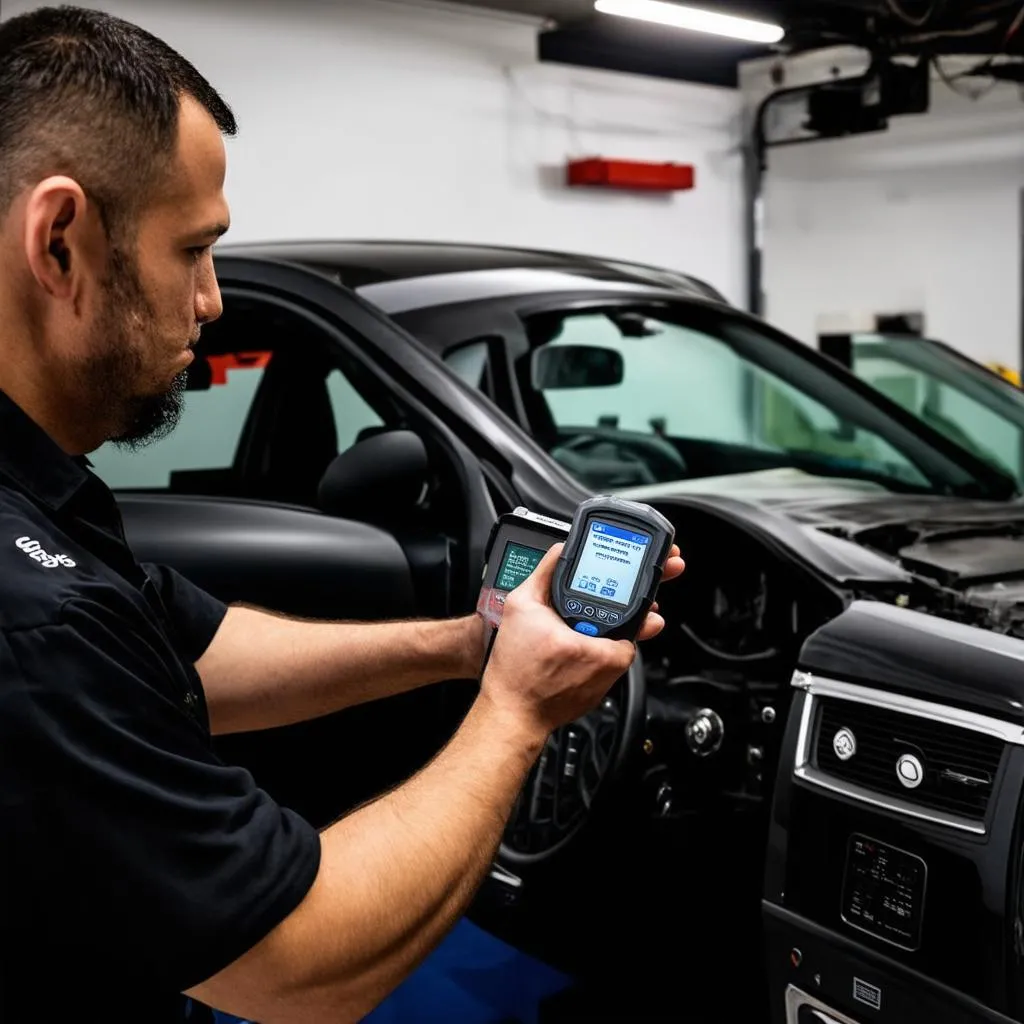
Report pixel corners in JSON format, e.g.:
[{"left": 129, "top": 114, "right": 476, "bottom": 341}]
[{"left": 566, "top": 158, "right": 696, "bottom": 192}]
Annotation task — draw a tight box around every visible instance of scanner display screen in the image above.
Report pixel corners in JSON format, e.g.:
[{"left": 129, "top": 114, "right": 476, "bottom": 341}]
[
  {"left": 569, "top": 519, "right": 651, "bottom": 607},
  {"left": 495, "top": 542, "right": 545, "bottom": 592}
]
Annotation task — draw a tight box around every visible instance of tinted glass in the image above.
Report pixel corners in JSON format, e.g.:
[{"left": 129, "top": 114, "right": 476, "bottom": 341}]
[
  {"left": 851, "top": 335, "right": 1024, "bottom": 487},
  {"left": 516, "top": 309, "right": 943, "bottom": 494},
  {"left": 89, "top": 353, "right": 269, "bottom": 491}
]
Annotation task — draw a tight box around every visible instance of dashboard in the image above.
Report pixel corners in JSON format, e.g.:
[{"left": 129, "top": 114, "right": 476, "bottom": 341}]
[{"left": 638, "top": 503, "right": 844, "bottom": 817}]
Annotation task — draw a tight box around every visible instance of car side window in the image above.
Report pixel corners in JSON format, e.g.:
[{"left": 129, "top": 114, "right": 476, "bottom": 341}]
[
  {"left": 445, "top": 341, "right": 491, "bottom": 389},
  {"left": 88, "top": 351, "right": 270, "bottom": 491},
  {"left": 327, "top": 368, "right": 384, "bottom": 449},
  {"left": 90, "top": 305, "right": 387, "bottom": 502},
  {"left": 442, "top": 337, "right": 508, "bottom": 404}
]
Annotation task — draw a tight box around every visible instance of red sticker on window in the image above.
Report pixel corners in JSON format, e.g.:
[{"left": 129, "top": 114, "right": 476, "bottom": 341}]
[{"left": 207, "top": 351, "right": 272, "bottom": 385}]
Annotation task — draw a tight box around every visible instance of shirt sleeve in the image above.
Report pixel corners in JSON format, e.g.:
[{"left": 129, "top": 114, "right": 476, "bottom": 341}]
[
  {"left": 0, "top": 595, "right": 321, "bottom": 993},
  {"left": 142, "top": 562, "right": 229, "bottom": 661}
]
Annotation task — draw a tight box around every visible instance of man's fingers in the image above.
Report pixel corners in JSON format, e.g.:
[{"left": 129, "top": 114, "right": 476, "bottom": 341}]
[
  {"left": 514, "top": 542, "right": 564, "bottom": 602},
  {"left": 637, "top": 610, "right": 666, "bottom": 643},
  {"left": 662, "top": 553, "right": 685, "bottom": 583},
  {"left": 614, "top": 637, "right": 638, "bottom": 665}
]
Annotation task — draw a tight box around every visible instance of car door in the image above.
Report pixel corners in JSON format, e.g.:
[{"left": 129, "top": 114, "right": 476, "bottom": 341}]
[{"left": 92, "top": 258, "right": 501, "bottom": 828}]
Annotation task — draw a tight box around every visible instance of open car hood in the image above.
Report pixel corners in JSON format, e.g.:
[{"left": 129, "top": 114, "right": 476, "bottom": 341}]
[{"left": 618, "top": 470, "right": 1024, "bottom": 631}]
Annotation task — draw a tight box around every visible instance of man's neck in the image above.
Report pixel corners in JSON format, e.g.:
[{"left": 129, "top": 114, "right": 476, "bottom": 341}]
[{"left": 0, "top": 365, "right": 96, "bottom": 456}]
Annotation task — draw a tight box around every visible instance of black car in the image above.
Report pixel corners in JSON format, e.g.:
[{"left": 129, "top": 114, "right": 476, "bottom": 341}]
[{"left": 90, "top": 241, "right": 1024, "bottom": 1021}]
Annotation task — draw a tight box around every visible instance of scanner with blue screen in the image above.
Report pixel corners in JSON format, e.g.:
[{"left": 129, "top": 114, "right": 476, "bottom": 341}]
[
  {"left": 478, "top": 497, "right": 674, "bottom": 645},
  {"left": 552, "top": 496, "right": 674, "bottom": 642}
]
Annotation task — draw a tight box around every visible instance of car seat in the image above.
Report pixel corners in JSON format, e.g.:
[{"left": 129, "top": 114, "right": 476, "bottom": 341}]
[{"left": 244, "top": 348, "right": 339, "bottom": 507}]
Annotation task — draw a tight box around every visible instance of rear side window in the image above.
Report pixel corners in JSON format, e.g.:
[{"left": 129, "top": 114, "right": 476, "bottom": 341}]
[
  {"left": 445, "top": 341, "right": 490, "bottom": 389},
  {"left": 89, "top": 352, "right": 270, "bottom": 491},
  {"left": 327, "top": 368, "right": 384, "bottom": 449}
]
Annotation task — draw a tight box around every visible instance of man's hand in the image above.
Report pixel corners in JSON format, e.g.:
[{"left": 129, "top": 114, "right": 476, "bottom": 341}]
[
  {"left": 481, "top": 543, "right": 684, "bottom": 735},
  {"left": 463, "top": 541, "right": 685, "bottom": 679}
]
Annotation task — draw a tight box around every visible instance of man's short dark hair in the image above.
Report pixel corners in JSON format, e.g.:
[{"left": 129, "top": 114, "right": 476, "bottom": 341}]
[{"left": 0, "top": 5, "right": 236, "bottom": 242}]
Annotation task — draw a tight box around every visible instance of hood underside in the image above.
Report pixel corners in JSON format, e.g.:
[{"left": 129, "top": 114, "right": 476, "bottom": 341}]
[{"left": 619, "top": 470, "right": 1024, "bottom": 626}]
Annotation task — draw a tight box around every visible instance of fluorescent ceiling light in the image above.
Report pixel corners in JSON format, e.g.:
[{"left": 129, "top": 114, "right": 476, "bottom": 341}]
[{"left": 594, "top": 0, "right": 785, "bottom": 44}]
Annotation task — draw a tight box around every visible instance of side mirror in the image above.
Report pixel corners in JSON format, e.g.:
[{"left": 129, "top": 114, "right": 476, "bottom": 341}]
[
  {"left": 318, "top": 430, "right": 428, "bottom": 523},
  {"left": 531, "top": 345, "right": 624, "bottom": 390}
]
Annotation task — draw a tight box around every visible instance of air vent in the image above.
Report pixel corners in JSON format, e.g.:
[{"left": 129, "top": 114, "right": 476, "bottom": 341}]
[{"left": 815, "top": 697, "right": 1005, "bottom": 821}]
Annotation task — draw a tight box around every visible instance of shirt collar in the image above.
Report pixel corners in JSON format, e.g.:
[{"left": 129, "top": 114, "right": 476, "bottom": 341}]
[{"left": 0, "top": 388, "right": 92, "bottom": 511}]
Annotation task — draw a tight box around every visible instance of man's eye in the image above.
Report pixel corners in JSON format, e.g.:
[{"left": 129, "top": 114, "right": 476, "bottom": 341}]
[{"left": 188, "top": 246, "right": 210, "bottom": 262}]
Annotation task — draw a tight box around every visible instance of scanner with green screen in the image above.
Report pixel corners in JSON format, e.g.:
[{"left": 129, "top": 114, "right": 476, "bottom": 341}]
[
  {"left": 478, "top": 509, "right": 572, "bottom": 632},
  {"left": 495, "top": 542, "right": 546, "bottom": 592}
]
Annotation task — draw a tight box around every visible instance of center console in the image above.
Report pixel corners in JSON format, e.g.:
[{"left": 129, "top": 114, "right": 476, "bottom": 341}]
[{"left": 764, "top": 600, "right": 1024, "bottom": 1023}]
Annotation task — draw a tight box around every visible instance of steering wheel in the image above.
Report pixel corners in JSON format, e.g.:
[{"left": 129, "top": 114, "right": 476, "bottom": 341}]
[
  {"left": 499, "top": 659, "right": 647, "bottom": 866},
  {"left": 551, "top": 430, "right": 688, "bottom": 486}
]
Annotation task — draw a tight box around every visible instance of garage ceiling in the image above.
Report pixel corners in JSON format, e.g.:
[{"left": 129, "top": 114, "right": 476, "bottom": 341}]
[
  {"left": 445, "top": 0, "right": 594, "bottom": 19},
  {"left": 445, "top": 0, "right": 1024, "bottom": 88},
  {"left": 447, "top": 0, "right": 775, "bottom": 86}
]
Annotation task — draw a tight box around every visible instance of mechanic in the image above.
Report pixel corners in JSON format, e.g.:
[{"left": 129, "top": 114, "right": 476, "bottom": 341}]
[{"left": 0, "top": 8, "right": 684, "bottom": 1024}]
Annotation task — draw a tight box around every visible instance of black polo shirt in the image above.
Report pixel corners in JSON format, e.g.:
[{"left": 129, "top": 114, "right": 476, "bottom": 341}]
[{"left": 0, "top": 390, "right": 321, "bottom": 1022}]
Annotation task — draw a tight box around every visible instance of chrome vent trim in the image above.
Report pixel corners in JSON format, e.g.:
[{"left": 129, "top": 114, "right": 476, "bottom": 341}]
[
  {"left": 792, "top": 672, "right": 1024, "bottom": 744},
  {"left": 785, "top": 986, "right": 862, "bottom": 1024},
  {"left": 790, "top": 671, "right": 1024, "bottom": 836}
]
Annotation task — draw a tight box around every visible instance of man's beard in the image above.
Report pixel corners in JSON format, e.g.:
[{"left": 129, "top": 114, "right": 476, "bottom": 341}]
[
  {"left": 81, "top": 247, "right": 189, "bottom": 450},
  {"left": 108, "top": 365, "right": 187, "bottom": 449}
]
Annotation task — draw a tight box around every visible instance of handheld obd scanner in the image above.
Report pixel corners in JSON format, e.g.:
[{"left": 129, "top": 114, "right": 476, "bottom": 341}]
[{"left": 478, "top": 496, "right": 674, "bottom": 646}]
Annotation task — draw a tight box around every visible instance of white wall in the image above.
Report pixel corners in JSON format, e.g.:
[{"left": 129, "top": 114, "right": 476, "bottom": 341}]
[
  {"left": 2, "top": 0, "right": 747, "bottom": 304},
  {"left": 764, "top": 154, "right": 1023, "bottom": 367},
  {"left": 742, "top": 49, "right": 1024, "bottom": 368}
]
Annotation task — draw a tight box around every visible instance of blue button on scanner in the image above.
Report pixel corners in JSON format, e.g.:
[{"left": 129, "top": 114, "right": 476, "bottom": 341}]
[{"left": 575, "top": 622, "right": 600, "bottom": 636}]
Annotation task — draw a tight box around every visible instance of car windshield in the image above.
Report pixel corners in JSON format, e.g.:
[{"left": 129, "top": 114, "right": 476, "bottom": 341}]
[
  {"left": 850, "top": 334, "right": 1024, "bottom": 489},
  {"left": 483, "top": 305, "right": 1010, "bottom": 498}
]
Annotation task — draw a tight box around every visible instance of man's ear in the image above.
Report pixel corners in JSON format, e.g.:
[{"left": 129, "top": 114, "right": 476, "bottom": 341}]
[{"left": 22, "top": 176, "right": 95, "bottom": 301}]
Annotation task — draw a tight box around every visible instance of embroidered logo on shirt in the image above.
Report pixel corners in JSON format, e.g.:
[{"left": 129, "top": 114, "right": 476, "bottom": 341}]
[{"left": 15, "top": 536, "right": 77, "bottom": 569}]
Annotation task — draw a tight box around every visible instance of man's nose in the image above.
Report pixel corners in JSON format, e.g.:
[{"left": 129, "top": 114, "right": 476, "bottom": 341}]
[{"left": 195, "top": 261, "right": 223, "bottom": 325}]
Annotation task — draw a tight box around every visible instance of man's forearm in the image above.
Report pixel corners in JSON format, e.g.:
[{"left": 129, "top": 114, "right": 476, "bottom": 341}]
[
  {"left": 301, "top": 695, "right": 542, "bottom": 1019},
  {"left": 196, "top": 606, "right": 485, "bottom": 735},
  {"left": 187, "top": 693, "right": 546, "bottom": 1024}
]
